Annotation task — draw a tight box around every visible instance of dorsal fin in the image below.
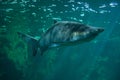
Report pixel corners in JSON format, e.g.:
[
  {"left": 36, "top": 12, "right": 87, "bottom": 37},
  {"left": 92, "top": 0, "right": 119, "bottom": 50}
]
[{"left": 53, "top": 20, "right": 58, "bottom": 24}]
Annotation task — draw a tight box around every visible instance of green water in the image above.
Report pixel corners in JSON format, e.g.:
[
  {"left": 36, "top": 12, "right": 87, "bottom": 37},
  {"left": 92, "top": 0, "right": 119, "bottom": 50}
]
[{"left": 0, "top": 0, "right": 120, "bottom": 80}]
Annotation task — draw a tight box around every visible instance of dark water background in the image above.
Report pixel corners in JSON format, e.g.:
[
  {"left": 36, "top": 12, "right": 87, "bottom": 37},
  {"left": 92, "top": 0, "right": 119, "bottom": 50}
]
[{"left": 0, "top": 0, "right": 120, "bottom": 80}]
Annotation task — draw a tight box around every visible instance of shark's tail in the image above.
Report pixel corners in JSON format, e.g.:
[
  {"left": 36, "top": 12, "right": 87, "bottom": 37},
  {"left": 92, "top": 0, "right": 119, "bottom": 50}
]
[{"left": 17, "top": 32, "right": 39, "bottom": 56}]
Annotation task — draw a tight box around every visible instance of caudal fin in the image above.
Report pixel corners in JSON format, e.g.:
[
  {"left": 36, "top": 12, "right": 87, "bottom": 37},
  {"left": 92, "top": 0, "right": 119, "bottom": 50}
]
[{"left": 17, "top": 32, "right": 39, "bottom": 56}]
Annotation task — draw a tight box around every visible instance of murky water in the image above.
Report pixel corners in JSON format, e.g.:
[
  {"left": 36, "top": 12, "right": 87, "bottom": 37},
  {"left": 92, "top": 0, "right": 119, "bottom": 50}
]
[{"left": 0, "top": 0, "right": 120, "bottom": 80}]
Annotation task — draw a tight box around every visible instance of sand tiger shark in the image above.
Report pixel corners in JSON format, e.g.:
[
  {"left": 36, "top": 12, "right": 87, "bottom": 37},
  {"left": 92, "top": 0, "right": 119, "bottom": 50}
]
[{"left": 17, "top": 20, "right": 104, "bottom": 56}]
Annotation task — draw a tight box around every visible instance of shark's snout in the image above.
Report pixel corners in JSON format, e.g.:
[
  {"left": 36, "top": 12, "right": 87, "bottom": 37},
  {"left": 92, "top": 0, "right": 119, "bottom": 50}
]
[{"left": 89, "top": 27, "right": 104, "bottom": 37}]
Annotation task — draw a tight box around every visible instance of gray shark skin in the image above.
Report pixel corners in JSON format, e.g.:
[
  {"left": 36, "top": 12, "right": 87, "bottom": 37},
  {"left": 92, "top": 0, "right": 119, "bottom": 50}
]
[{"left": 17, "top": 20, "right": 104, "bottom": 56}]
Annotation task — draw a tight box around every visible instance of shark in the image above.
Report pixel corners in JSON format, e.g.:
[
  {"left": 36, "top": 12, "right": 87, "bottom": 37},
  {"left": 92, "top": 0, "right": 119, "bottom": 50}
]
[{"left": 17, "top": 20, "right": 104, "bottom": 56}]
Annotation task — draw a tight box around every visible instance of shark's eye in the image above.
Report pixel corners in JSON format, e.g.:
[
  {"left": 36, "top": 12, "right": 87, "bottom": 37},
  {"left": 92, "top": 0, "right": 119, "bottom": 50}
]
[{"left": 97, "top": 28, "right": 104, "bottom": 32}]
